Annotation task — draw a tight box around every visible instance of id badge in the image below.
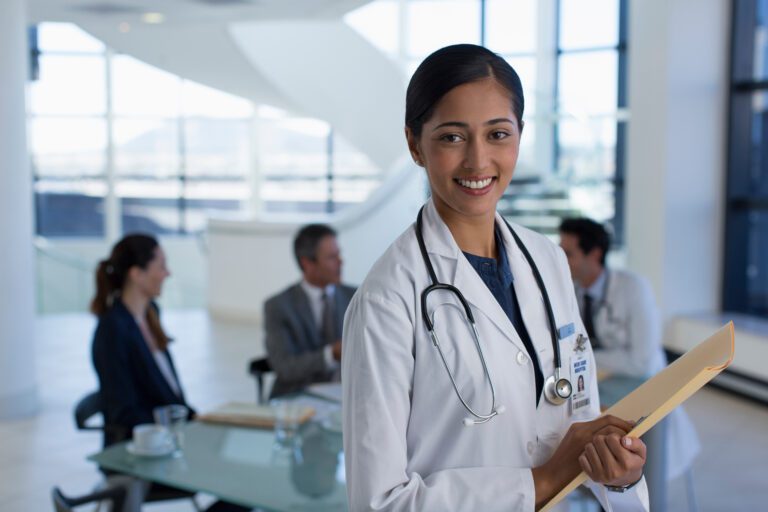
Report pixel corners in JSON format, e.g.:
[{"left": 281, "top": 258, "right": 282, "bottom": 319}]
[{"left": 569, "top": 335, "right": 592, "bottom": 416}]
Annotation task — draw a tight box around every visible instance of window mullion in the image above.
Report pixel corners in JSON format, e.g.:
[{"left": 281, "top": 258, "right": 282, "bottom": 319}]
[{"left": 104, "top": 46, "right": 120, "bottom": 242}]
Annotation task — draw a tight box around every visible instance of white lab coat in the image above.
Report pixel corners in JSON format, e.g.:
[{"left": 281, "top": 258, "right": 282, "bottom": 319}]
[
  {"left": 342, "top": 200, "right": 649, "bottom": 512},
  {"left": 583, "top": 269, "right": 701, "bottom": 480},
  {"left": 583, "top": 269, "right": 667, "bottom": 378}
]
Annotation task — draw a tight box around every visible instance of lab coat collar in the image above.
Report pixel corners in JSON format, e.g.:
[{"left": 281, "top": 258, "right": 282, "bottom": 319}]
[
  {"left": 420, "top": 199, "right": 461, "bottom": 261},
  {"left": 421, "top": 199, "right": 528, "bottom": 352}
]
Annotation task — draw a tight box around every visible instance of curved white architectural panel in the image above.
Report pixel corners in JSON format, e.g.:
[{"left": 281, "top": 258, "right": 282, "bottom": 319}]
[
  {"left": 79, "top": 22, "right": 295, "bottom": 110},
  {"left": 229, "top": 19, "right": 406, "bottom": 172}
]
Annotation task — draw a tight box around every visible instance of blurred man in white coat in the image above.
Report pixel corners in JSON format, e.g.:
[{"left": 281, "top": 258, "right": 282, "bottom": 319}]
[{"left": 559, "top": 217, "right": 700, "bottom": 485}]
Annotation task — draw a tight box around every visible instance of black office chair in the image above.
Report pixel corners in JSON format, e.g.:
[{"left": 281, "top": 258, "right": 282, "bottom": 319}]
[
  {"left": 247, "top": 357, "right": 273, "bottom": 404},
  {"left": 52, "top": 485, "right": 126, "bottom": 512},
  {"left": 74, "top": 391, "right": 127, "bottom": 446}
]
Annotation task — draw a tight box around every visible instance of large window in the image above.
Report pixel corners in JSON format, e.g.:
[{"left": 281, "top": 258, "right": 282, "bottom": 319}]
[
  {"left": 724, "top": 0, "right": 768, "bottom": 316},
  {"left": 30, "top": 24, "right": 108, "bottom": 237},
  {"left": 256, "top": 107, "right": 380, "bottom": 214},
  {"left": 346, "top": 0, "right": 627, "bottom": 240},
  {"left": 29, "top": 23, "right": 253, "bottom": 237},
  {"left": 555, "top": 0, "right": 627, "bottom": 242},
  {"left": 29, "top": 23, "right": 382, "bottom": 237},
  {"left": 32, "top": 6, "right": 627, "bottom": 237}
]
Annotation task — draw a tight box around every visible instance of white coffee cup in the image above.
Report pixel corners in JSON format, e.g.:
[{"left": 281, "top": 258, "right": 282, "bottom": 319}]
[{"left": 133, "top": 424, "right": 171, "bottom": 452}]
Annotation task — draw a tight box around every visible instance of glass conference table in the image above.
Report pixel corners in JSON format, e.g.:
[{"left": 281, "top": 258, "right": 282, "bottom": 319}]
[{"left": 88, "top": 399, "right": 348, "bottom": 511}]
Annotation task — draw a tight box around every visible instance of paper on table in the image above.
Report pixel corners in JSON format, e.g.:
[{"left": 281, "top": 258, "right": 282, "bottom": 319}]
[
  {"left": 541, "top": 322, "right": 735, "bottom": 511},
  {"left": 198, "top": 401, "right": 315, "bottom": 429}
]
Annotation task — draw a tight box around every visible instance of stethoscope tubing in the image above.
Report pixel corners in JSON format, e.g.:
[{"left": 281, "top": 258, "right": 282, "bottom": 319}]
[
  {"left": 498, "top": 217, "right": 563, "bottom": 373},
  {"left": 429, "top": 323, "right": 498, "bottom": 423},
  {"left": 415, "top": 206, "right": 569, "bottom": 420}
]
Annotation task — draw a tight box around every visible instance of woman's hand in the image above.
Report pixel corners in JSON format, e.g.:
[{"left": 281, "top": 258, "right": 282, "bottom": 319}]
[
  {"left": 532, "top": 415, "right": 634, "bottom": 509},
  {"left": 579, "top": 433, "right": 645, "bottom": 487}
]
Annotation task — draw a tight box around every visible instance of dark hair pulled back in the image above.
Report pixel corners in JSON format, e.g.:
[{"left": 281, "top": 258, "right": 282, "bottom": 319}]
[
  {"left": 91, "top": 233, "right": 170, "bottom": 348},
  {"left": 405, "top": 44, "right": 525, "bottom": 138}
]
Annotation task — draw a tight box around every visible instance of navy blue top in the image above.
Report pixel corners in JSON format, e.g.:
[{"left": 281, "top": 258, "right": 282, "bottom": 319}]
[
  {"left": 463, "top": 225, "right": 545, "bottom": 405},
  {"left": 91, "top": 299, "right": 193, "bottom": 446}
]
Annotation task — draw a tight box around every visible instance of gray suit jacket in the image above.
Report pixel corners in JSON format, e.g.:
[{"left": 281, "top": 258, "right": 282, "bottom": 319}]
[{"left": 264, "top": 282, "right": 356, "bottom": 397}]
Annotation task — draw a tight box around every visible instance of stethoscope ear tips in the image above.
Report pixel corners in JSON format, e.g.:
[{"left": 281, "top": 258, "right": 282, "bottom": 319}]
[
  {"left": 463, "top": 418, "right": 476, "bottom": 427},
  {"left": 496, "top": 405, "right": 506, "bottom": 414}
]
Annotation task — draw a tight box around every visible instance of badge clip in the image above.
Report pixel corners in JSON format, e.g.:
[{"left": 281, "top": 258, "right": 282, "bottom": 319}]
[{"left": 575, "top": 334, "right": 588, "bottom": 353}]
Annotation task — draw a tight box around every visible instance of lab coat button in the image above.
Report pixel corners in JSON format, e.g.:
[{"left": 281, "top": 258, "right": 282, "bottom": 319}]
[
  {"left": 526, "top": 441, "right": 535, "bottom": 454},
  {"left": 516, "top": 351, "right": 528, "bottom": 365}
]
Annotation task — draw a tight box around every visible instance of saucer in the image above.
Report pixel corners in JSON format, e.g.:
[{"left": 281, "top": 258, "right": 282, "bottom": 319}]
[{"left": 126, "top": 440, "right": 175, "bottom": 457}]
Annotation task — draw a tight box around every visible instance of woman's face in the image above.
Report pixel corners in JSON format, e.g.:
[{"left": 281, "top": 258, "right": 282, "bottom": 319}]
[
  {"left": 131, "top": 246, "right": 170, "bottom": 299},
  {"left": 406, "top": 78, "right": 521, "bottom": 223}
]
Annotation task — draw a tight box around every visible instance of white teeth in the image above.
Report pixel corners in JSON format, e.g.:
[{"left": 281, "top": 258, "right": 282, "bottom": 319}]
[{"left": 457, "top": 177, "right": 493, "bottom": 189}]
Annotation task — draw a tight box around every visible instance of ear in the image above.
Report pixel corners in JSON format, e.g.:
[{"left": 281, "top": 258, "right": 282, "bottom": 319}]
[
  {"left": 404, "top": 127, "right": 424, "bottom": 167},
  {"left": 127, "top": 265, "right": 143, "bottom": 284},
  {"left": 298, "top": 256, "right": 313, "bottom": 274},
  {"left": 587, "top": 248, "right": 604, "bottom": 265}
]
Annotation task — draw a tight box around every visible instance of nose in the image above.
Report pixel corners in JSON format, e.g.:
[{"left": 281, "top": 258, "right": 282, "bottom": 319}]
[{"left": 462, "top": 137, "right": 490, "bottom": 171}]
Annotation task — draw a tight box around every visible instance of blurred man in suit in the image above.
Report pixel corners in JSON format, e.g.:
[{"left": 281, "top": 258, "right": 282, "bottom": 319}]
[{"left": 264, "top": 224, "right": 356, "bottom": 397}]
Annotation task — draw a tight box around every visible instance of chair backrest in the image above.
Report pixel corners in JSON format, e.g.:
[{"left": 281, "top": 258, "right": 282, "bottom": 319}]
[
  {"left": 74, "top": 391, "right": 130, "bottom": 447},
  {"left": 74, "top": 391, "right": 104, "bottom": 431},
  {"left": 248, "top": 357, "right": 274, "bottom": 404},
  {"left": 52, "top": 485, "right": 126, "bottom": 512}
]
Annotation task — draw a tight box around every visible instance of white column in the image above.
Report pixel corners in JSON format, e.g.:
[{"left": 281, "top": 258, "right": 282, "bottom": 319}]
[
  {"left": 625, "top": 0, "right": 729, "bottom": 319},
  {"left": 0, "top": 0, "right": 38, "bottom": 418}
]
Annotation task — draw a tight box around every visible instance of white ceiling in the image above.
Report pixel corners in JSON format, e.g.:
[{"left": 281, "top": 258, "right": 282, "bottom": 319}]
[{"left": 26, "top": 0, "right": 370, "bottom": 25}]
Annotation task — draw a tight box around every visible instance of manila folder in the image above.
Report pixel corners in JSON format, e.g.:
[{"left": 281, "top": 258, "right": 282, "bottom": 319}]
[{"left": 542, "top": 322, "right": 735, "bottom": 511}]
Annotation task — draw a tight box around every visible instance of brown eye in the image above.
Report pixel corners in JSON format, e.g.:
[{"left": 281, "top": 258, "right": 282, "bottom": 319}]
[{"left": 439, "top": 133, "right": 463, "bottom": 143}]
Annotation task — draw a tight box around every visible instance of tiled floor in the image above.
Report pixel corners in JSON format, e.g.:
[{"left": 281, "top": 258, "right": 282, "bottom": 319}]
[{"left": 1, "top": 310, "right": 766, "bottom": 511}]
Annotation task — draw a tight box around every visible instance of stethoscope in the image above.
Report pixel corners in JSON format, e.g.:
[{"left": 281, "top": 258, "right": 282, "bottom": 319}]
[{"left": 416, "top": 207, "right": 573, "bottom": 426}]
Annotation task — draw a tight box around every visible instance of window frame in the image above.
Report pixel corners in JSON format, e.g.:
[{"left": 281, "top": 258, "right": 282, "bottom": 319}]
[{"left": 723, "top": 0, "right": 768, "bottom": 316}]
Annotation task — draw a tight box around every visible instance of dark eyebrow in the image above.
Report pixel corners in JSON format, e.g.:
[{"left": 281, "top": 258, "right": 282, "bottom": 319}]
[{"left": 432, "top": 118, "right": 516, "bottom": 132}]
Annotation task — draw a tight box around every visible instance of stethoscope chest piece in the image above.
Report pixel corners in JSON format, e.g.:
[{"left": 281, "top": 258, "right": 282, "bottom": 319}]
[{"left": 544, "top": 372, "right": 572, "bottom": 405}]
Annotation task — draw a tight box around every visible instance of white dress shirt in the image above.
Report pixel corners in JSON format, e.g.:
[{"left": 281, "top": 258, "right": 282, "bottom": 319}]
[
  {"left": 152, "top": 351, "right": 181, "bottom": 397},
  {"left": 300, "top": 280, "right": 338, "bottom": 370}
]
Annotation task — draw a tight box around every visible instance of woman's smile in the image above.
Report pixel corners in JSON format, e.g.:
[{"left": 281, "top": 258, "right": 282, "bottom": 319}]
[{"left": 454, "top": 175, "right": 497, "bottom": 194}]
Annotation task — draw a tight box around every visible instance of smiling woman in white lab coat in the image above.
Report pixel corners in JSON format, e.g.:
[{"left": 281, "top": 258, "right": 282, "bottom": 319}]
[{"left": 342, "top": 44, "right": 649, "bottom": 511}]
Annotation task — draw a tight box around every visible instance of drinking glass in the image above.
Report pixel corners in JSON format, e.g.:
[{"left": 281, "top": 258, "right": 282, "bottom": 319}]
[
  {"left": 153, "top": 404, "right": 188, "bottom": 455},
  {"left": 271, "top": 399, "right": 302, "bottom": 450}
]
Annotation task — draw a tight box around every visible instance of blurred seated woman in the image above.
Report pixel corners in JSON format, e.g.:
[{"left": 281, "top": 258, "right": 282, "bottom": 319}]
[
  {"left": 90, "top": 234, "right": 248, "bottom": 512},
  {"left": 91, "top": 234, "right": 192, "bottom": 446}
]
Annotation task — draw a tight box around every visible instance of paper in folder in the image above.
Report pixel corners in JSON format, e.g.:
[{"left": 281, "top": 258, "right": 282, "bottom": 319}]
[{"left": 542, "top": 322, "right": 735, "bottom": 511}]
